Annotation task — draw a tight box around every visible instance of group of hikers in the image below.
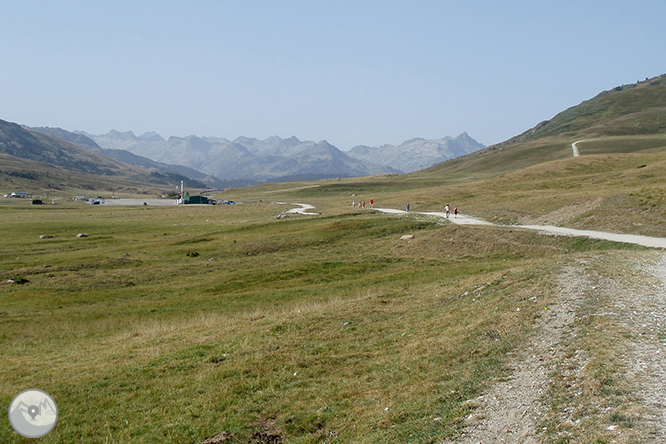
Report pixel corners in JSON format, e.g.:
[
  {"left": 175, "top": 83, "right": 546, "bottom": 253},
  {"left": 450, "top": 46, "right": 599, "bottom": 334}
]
[
  {"left": 443, "top": 204, "right": 458, "bottom": 218},
  {"left": 351, "top": 198, "right": 374, "bottom": 209}
]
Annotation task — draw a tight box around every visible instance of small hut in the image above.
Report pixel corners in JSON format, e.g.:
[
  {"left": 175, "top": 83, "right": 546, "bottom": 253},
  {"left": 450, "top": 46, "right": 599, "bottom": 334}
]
[{"left": 183, "top": 195, "right": 211, "bottom": 205}]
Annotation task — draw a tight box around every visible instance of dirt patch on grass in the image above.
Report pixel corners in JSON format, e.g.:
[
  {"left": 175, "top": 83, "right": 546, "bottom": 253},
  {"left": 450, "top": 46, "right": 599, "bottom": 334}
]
[
  {"left": 444, "top": 263, "right": 586, "bottom": 443},
  {"left": 616, "top": 255, "right": 666, "bottom": 435},
  {"left": 521, "top": 197, "right": 604, "bottom": 226},
  {"left": 201, "top": 431, "right": 235, "bottom": 443},
  {"left": 248, "top": 419, "right": 284, "bottom": 444}
]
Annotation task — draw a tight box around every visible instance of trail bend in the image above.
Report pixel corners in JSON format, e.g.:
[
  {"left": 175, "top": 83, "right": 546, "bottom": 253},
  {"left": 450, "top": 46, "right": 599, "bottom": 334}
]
[{"left": 375, "top": 208, "right": 666, "bottom": 249}]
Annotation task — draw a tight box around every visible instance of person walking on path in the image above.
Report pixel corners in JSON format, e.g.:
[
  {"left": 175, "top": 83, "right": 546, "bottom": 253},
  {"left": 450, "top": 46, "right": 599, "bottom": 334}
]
[
  {"left": 406, "top": 203, "right": 410, "bottom": 211},
  {"left": 445, "top": 204, "right": 451, "bottom": 218},
  {"left": 370, "top": 198, "right": 374, "bottom": 208},
  {"left": 454, "top": 207, "right": 458, "bottom": 218}
]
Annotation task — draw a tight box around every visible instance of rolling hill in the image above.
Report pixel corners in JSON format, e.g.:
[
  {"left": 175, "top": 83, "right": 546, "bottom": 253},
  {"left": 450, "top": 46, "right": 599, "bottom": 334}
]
[
  {"left": 0, "top": 119, "right": 207, "bottom": 195},
  {"left": 29, "top": 126, "right": 226, "bottom": 188},
  {"left": 334, "top": 74, "right": 666, "bottom": 237},
  {"left": 504, "top": 73, "right": 666, "bottom": 145}
]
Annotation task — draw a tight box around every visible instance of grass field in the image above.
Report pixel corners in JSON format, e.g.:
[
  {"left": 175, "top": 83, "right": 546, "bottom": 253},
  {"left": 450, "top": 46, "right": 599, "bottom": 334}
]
[{"left": 0, "top": 193, "right": 650, "bottom": 443}]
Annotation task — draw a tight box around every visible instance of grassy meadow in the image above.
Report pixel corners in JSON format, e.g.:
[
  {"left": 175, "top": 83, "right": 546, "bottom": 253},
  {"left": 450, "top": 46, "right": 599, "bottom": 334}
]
[{"left": 0, "top": 190, "right": 647, "bottom": 443}]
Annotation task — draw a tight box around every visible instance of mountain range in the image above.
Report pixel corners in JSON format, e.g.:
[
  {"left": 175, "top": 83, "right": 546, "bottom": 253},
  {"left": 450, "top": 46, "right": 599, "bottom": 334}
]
[
  {"left": 2, "top": 73, "right": 665, "bottom": 196},
  {"left": 348, "top": 133, "right": 484, "bottom": 172},
  {"left": 29, "top": 126, "right": 224, "bottom": 187},
  {"left": 79, "top": 130, "right": 484, "bottom": 181},
  {"left": 3, "top": 118, "right": 485, "bottom": 191}
]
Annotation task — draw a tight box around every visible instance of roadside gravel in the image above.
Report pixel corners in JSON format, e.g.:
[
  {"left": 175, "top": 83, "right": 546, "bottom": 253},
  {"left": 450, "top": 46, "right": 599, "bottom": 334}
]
[
  {"left": 442, "top": 264, "right": 586, "bottom": 443},
  {"left": 440, "top": 252, "right": 666, "bottom": 443}
]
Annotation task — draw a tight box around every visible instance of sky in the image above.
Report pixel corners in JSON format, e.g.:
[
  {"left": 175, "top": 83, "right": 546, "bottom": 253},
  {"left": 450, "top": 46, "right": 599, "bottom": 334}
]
[{"left": 1, "top": 1, "right": 665, "bottom": 150}]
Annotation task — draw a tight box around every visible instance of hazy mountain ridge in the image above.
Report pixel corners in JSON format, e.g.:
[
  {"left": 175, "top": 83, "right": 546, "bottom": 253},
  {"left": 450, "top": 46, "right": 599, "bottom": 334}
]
[
  {"left": 87, "top": 131, "right": 403, "bottom": 180},
  {"left": 32, "top": 127, "right": 225, "bottom": 187},
  {"left": 348, "top": 133, "right": 485, "bottom": 172},
  {"left": 0, "top": 119, "right": 211, "bottom": 191},
  {"left": 86, "top": 131, "right": 483, "bottom": 180}
]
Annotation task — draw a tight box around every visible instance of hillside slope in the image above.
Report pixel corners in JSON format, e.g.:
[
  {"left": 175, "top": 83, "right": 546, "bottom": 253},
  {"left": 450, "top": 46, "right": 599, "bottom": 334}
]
[
  {"left": 0, "top": 119, "right": 206, "bottom": 194},
  {"left": 507, "top": 74, "right": 666, "bottom": 144},
  {"left": 30, "top": 126, "right": 225, "bottom": 187},
  {"left": 0, "top": 119, "right": 125, "bottom": 176},
  {"left": 408, "top": 74, "right": 666, "bottom": 182},
  {"left": 291, "top": 74, "right": 666, "bottom": 238}
]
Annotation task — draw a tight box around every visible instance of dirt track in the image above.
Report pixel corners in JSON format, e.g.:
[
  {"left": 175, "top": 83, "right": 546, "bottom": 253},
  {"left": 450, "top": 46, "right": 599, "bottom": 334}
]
[
  {"left": 376, "top": 208, "right": 666, "bottom": 249},
  {"left": 371, "top": 206, "right": 666, "bottom": 442},
  {"left": 442, "top": 253, "right": 666, "bottom": 443}
]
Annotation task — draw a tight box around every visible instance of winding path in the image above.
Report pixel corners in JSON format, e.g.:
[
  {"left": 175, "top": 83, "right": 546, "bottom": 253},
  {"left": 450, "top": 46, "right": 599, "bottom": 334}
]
[
  {"left": 276, "top": 202, "right": 320, "bottom": 215},
  {"left": 280, "top": 203, "right": 666, "bottom": 249},
  {"left": 572, "top": 140, "right": 582, "bottom": 157},
  {"left": 375, "top": 208, "right": 666, "bottom": 249}
]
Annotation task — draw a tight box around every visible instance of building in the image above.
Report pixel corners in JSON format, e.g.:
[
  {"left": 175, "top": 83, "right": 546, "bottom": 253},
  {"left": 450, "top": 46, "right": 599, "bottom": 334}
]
[{"left": 183, "top": 195, "right": 212, "bottom": 205}]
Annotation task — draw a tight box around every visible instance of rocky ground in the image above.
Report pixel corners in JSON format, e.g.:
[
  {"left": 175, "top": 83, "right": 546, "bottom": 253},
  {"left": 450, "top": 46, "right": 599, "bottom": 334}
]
[{"left": 444, "top": 252, "right": 666, "bottom": 443}]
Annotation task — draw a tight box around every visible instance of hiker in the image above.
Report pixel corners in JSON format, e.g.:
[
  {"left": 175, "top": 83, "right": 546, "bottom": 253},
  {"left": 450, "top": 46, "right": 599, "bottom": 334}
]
[
  {"left": 362, "top": 201, "right": 366, "bottom": 209},
  {"left": 370, "top": 198, "right": 374, "bottom": 208},
  {"left": 454, "top": 207, "right": 458, "bottom": 218},
  {"left": 406, "top": 203, "right": 410, "bottom": 211},
  {"left": 445, "top": 204, "right": 450, "bottom": 218},
  {"left": 352, "top": 201, "right": 356, "bottom": 208}
]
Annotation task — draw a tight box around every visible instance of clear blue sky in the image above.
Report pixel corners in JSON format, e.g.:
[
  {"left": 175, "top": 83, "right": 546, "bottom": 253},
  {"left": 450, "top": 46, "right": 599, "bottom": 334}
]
[{"left": 1, "top": 1, "right": 664, "bottom": 150}]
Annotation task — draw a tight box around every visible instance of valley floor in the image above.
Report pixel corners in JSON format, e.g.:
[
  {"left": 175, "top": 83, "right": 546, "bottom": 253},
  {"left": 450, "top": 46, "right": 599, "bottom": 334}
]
[{"left": 3, "top": 199, "right": 666, "bottom": 443}]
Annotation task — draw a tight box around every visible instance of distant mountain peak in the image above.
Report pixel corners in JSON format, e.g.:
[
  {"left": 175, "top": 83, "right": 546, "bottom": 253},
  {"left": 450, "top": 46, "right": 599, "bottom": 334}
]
[
  {"left": 107, "top": 129, "right": 137, "bottom": 140},
  {"left": 403, "top": 137, "right": 426, "bottom": 144},
  {"left": 347, "top": 134, "right": 485, "bottom": 173},
  {"left": 138, "top": 131, "right": 165, "bottom": 142}
]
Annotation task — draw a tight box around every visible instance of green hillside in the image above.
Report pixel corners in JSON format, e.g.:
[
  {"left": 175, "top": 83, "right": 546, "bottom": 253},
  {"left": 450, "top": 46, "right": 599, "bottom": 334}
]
[
  {"left": 247, "top": 73, "right": 666, "bottom": 240},
  {"left": 0, "top": 119, "right": 125, "bottom": 175},
  {"left": 507, "top": 74, "right": 666, "bottom": 144},
  {"left": 340, "top": 74, "right": 666, "bottom": 237},
  {"left": 0, "top": 119, "right": 205, "bottom": 196}
]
